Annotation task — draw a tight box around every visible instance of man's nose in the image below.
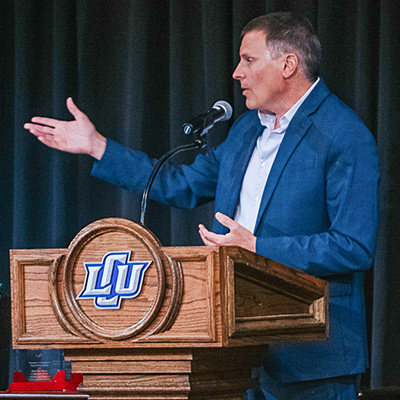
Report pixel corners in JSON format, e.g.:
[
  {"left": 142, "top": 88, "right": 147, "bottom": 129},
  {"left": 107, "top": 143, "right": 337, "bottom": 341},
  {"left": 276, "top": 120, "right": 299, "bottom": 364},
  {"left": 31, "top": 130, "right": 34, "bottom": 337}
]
[{"left": 232, "top": 63, "right": 243, "bottom": 80}]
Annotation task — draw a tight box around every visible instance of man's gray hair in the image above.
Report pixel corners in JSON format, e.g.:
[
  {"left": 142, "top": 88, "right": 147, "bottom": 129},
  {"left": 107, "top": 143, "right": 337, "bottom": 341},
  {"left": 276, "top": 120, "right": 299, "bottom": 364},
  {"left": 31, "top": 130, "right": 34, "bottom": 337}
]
[{"left": 242, "top": 12, "right": 321, "bottom": 82}]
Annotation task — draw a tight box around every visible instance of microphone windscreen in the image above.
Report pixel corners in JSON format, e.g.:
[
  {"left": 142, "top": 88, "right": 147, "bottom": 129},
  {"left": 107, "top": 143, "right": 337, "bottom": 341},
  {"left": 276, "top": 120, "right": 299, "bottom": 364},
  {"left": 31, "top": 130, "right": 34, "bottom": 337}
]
[{"left": 213, "top": 100, "right": 233, "bottom": 121}]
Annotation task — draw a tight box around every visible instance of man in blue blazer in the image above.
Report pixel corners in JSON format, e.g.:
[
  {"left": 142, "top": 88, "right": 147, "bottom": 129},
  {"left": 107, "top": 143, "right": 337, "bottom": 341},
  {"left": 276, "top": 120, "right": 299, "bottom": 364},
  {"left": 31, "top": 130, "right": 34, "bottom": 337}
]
[{"left": 25, "top": 12, "right": 379, "bottom": 400}]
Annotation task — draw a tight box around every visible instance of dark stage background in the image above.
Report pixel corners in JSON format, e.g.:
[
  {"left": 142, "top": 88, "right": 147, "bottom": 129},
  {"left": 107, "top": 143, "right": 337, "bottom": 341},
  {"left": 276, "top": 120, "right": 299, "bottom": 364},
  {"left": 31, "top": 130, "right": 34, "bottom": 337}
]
[{"left": 0, "top": 0, "right": 399, "bottom": 392}]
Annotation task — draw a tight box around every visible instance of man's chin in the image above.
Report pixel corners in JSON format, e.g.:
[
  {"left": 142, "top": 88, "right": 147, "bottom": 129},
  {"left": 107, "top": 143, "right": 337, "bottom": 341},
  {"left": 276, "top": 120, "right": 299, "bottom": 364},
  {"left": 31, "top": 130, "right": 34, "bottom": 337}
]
[{"left": 245, "top": 101, "right": 257, "bottom": 110}]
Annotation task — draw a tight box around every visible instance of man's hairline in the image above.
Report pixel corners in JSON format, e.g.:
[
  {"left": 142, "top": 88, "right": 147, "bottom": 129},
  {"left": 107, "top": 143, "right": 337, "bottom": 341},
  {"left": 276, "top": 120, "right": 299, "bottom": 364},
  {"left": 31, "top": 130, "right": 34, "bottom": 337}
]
[{"left": 241, "top": 28, "right": 296, "bottom": 60}]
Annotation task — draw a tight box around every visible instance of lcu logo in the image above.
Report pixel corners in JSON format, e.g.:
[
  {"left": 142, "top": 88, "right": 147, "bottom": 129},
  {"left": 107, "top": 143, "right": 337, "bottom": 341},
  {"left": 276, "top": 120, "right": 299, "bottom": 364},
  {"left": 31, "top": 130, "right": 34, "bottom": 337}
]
[{"left": 76, "top": 251, "right": 152, "bottom": 309}]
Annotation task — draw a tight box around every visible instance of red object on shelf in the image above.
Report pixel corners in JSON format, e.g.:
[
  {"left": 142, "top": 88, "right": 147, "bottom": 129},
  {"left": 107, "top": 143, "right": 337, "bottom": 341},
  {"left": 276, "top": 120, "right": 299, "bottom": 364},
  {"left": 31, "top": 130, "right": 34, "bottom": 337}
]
[{"left": 7, "top": 370, "right": 83, "bottom": 392}]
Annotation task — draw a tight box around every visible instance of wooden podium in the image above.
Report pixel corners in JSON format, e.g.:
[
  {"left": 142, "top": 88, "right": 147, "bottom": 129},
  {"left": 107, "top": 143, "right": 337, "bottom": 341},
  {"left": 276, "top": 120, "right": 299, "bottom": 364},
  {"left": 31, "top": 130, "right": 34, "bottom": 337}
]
[{"left": 10, "top": 218, "right": 328, "bottom": 400}]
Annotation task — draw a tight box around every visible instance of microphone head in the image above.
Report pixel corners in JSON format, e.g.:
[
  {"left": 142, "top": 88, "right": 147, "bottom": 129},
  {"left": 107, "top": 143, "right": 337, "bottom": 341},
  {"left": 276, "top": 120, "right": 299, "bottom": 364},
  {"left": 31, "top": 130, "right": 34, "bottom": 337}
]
[{"left": 213, "top": 100, "right": 233, "bottom": 121}]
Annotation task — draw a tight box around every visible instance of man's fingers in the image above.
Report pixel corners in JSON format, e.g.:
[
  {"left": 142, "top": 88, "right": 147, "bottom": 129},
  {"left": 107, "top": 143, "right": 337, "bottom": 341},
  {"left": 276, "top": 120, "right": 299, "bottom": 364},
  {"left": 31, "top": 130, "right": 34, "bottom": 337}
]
[
  {"left": 66, "top": 97, "right": 86, "bottom": 120},
  {"left": 215, "top": 212, "right": 237, "bottom": 230},
  {"left": 25, "top": 98, "right": 85, "bottom": 130},
  {"left": 29, "top": 117, "right": 59, "bottom": 128},
  {"left": 25, "top": 124, "right": 55, "bottom": 136},
  {"left": 36, "top": 135, "right": 60, "bottom": 149},
  {"left": 198, "top": 225, "right": 211, "bottom": 246},
  {"left": 199, "top": 229, "right": 215, "bottom": 247},
  {"left": 198, "top": 224, "right": 220, "bottom": 246}
]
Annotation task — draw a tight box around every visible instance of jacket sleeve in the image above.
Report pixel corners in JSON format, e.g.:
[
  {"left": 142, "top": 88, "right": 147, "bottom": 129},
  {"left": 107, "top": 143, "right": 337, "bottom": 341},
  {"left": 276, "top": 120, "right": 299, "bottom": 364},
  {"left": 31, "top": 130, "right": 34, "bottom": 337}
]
[{"left": 91, "top": 139, "right": 223, "bottom": 209}]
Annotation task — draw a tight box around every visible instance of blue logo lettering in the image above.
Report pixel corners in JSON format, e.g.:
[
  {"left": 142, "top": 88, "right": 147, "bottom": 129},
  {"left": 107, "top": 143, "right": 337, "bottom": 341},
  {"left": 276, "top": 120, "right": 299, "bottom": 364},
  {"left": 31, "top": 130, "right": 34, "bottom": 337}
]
[{"left": 76, "top": 251, "right": 152, "bottom": 309}]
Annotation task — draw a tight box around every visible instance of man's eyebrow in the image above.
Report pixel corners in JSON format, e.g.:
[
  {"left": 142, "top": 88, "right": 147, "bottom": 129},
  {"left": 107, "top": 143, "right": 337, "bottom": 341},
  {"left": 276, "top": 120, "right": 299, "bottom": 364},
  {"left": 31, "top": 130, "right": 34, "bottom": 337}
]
[{"left": 240, "top": 52, "right": 252, "bottom": 58}]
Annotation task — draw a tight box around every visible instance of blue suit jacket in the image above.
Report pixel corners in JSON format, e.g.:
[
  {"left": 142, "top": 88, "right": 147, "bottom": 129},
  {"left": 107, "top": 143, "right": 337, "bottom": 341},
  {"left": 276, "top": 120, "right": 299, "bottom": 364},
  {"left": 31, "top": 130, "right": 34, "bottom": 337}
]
[{"left": 92, "top": 79, "right": 379, "bottom": 383}]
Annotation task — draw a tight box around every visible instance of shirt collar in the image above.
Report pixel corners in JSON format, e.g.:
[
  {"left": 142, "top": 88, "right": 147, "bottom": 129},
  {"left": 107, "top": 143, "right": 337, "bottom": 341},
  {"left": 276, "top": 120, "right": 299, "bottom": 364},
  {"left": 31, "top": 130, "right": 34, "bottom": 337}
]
[{"left": 257, "top": 77, "right": 320, "bottom": 132}]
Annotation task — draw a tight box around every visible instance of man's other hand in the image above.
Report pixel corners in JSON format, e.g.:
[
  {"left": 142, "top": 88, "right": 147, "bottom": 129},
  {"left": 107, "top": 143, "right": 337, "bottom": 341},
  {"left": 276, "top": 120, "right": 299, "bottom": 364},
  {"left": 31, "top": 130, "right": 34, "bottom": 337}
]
[
  {"left": 199, "top": 212, "right": 256, "bottom": 252},
  {"left": 24, "top": 97, "right": 107, "bottom": 160}
]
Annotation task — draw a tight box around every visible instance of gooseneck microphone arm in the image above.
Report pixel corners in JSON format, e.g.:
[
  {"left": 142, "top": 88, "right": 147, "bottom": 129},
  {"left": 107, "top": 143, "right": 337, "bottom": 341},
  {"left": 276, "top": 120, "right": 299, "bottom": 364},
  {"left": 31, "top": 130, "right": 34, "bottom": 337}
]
[
  {"left": 140, "top": 100, "right": 233, "bottom": 227},
  {"left": 140, "top": 136, "right": 206, "bottom": 227}
]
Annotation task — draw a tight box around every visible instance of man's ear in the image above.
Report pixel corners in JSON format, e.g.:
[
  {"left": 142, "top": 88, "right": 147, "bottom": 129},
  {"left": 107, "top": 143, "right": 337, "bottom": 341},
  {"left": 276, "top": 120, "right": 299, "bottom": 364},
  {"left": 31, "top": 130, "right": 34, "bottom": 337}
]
[{"left": 282, "top": 53, "right": 298, "bottom": 78}]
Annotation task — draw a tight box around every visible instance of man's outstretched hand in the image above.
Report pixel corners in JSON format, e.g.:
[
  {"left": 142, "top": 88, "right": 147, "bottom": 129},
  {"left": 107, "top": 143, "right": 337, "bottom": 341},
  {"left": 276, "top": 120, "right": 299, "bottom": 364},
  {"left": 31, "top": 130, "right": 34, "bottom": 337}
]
[
  {"left": 199, "top": 212, "right": 256, "bottom": 252},
  {"left": 24, "top": 97, "right": 107, "bottom": 160}
]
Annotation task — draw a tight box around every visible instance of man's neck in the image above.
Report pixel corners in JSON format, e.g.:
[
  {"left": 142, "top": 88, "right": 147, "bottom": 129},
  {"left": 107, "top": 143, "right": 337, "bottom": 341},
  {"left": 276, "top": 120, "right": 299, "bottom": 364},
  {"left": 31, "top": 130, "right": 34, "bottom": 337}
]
[{"left": 260, "top": 78, "right": 317, "bottom": 127}]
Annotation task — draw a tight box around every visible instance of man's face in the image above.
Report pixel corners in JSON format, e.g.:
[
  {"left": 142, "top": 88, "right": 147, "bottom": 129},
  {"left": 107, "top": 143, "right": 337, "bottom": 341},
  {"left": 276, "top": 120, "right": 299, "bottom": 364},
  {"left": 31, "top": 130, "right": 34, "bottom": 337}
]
[{"left": 233, "top": 30, "right": 285, "bottom": 112}]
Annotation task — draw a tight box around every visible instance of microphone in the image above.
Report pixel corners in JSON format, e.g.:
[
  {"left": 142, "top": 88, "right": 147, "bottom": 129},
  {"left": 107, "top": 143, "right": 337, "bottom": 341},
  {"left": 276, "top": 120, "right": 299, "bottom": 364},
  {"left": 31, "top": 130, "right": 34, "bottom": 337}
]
[
  {"left": 140, "top": 100, "right": 232, "bottom": 226},
  {"left": 182, "top": 100, "right": 233, "bottom": 136}
]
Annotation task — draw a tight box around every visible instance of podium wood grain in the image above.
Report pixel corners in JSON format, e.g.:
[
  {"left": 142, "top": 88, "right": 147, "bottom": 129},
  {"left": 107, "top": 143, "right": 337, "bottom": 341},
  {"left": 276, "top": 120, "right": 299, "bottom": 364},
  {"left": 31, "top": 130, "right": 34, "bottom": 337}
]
[{"left": 10, "top": 218, "right": 328, "bottom": 399}]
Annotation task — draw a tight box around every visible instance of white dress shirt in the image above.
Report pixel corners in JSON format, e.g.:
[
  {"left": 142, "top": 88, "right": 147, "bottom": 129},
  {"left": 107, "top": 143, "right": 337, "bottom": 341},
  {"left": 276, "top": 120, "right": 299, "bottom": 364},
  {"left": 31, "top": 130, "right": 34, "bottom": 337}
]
[{"left": 234, "top": 78, "right": 320, "bottom": 233}]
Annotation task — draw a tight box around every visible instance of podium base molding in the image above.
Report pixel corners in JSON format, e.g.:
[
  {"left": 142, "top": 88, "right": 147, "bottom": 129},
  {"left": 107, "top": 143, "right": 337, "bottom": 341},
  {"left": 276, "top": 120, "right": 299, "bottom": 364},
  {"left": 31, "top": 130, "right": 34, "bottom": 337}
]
[{"left": 65, "top": 347, "right": 262, "bottom": 400}]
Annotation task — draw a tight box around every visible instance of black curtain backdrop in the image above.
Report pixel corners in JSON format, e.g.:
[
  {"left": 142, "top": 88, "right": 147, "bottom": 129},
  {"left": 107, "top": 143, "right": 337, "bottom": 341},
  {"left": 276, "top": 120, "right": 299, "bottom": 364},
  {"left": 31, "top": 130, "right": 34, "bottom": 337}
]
[{"left": 0, "top": 0, "right": 399, "bottom": 391}]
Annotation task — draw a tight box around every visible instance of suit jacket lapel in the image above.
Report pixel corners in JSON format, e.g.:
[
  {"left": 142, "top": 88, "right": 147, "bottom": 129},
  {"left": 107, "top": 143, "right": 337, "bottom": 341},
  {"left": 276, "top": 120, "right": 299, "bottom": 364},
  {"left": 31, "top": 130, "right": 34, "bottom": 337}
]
[
  {"left": 254, "top": 79, "right": 331, "bottom": 232},
  {"left": 253, "top": 117, "right": 312, "bottom": 231},
  {"left": 213, "top": 120, "right": 263, "bottom": 234},
  {"left": 223, "top": 123, "right": 263, "bottom": 217}
]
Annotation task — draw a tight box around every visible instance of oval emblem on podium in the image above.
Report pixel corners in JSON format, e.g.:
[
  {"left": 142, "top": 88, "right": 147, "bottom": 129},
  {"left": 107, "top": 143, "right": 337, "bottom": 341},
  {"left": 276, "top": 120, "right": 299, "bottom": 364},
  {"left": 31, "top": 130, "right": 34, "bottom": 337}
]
[{"left": 52, "top": 218, "right": 183, "bottom": 341}]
